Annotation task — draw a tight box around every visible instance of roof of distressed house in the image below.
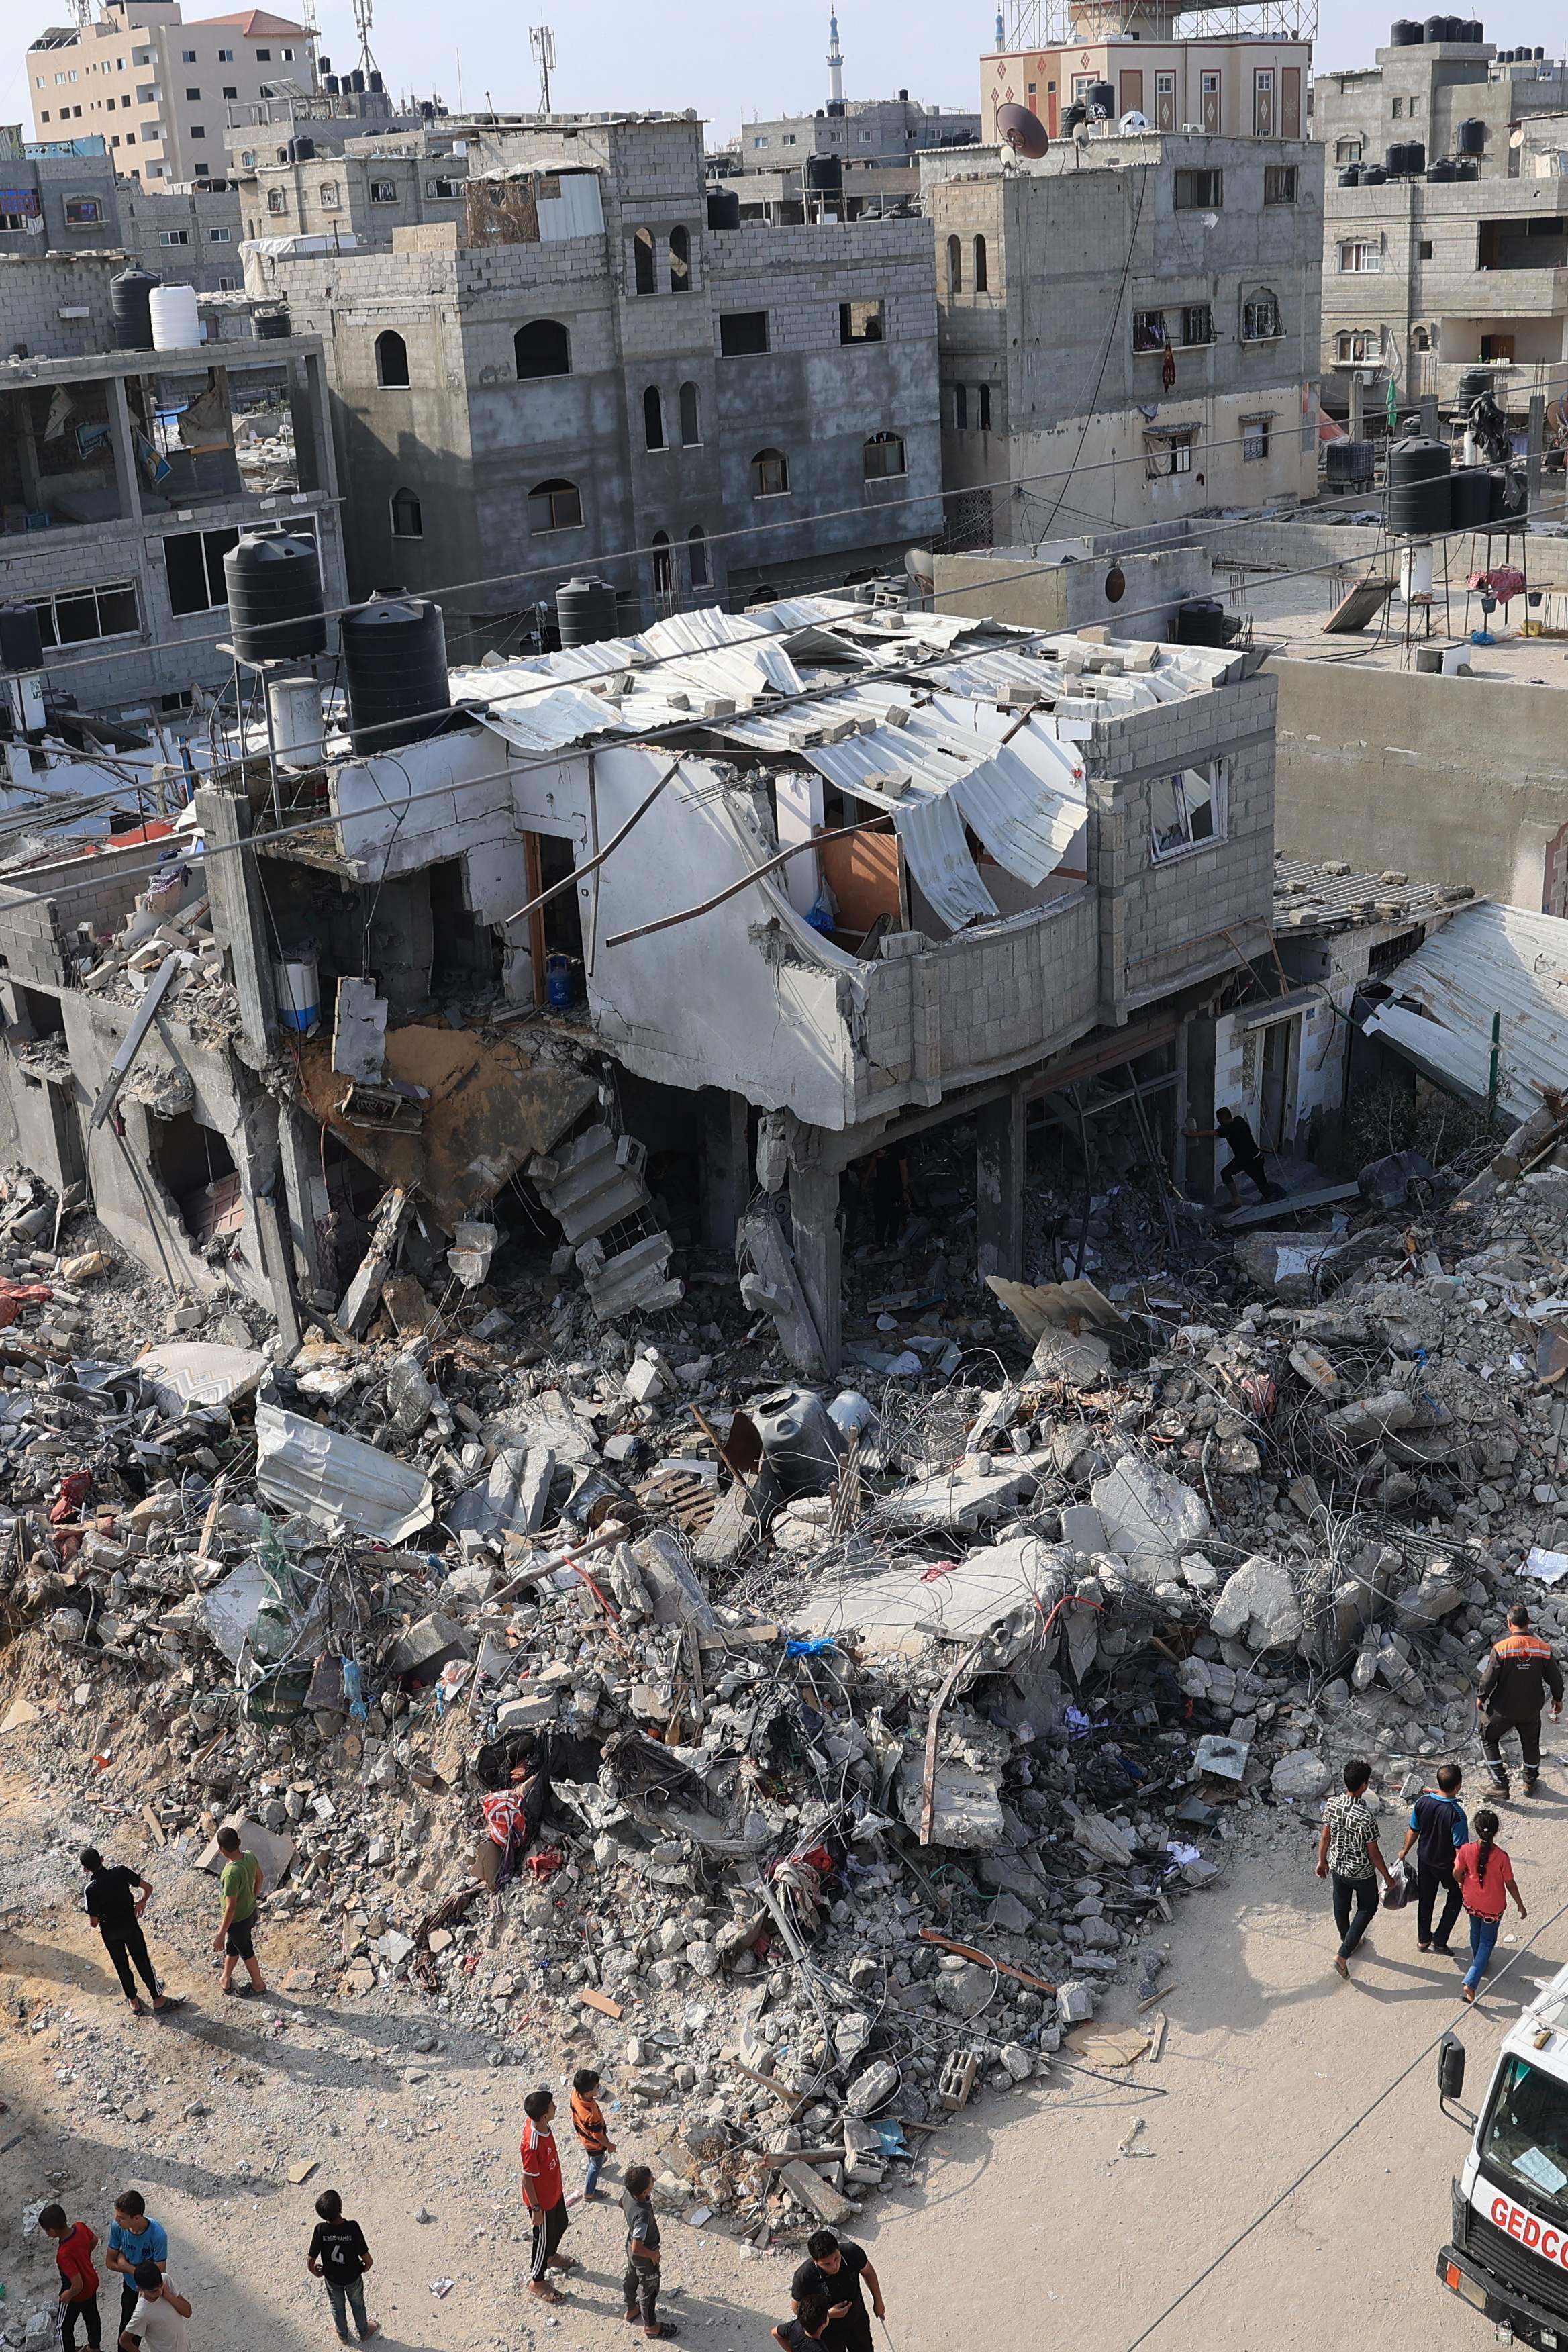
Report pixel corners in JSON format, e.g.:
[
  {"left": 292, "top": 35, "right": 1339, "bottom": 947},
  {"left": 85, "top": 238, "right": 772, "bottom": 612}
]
[
  {"left": 1361, "top": 898, "right": 1568, "bottom": 1122},
  {"left": 1271, "top": 856, "right": 1476, "bottom": 934}
]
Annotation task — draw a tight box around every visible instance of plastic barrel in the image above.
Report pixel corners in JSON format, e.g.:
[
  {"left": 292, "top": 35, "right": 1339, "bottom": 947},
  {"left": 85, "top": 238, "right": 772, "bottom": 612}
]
[
  {"left": 706, "top": 186, "right": 740, "bottom": 230},
  {"left": 150, "top": 283, "right": 200, "bottom": 350},
  {"left": 273, "top": 956, "right": 320, "bottom": 1033},
  {"left": 224, "top": 532, "right": 326, "bottom": 663},
  {"left": 342, "top": 595, "right": 450, "bottom": 754},
  {"left": 556, "top": 576, "right": 620, "bottom": 648},
  {"left": 1390, "top": 474, "right": 1453, "bottom": 534},
  {"left": 0, "top": 602, "right": 45, "bottom": 672},
  {"left": 110, "top": 267, "right": 159, "bottom": 352},
  {"left": 1449, "top": 466, "right": 1493, "bottom": 526}
]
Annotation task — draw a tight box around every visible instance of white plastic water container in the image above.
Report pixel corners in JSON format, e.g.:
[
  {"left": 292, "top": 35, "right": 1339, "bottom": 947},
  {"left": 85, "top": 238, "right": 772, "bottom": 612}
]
[
  {"left": 266, "top": 673, "right": 324, "bottom": 771},
  {"left": 1440, "top": 645, "right": 1473, "bottom": 676},
  {"left": 150, "top": 283, "right": 201, "bottom": 350},
  {"left": 1400, "top": 539, "right": 1435, "bottom": 603},
  {"left": 274, "top": 954, "right": 320, "bottom": 1032}
]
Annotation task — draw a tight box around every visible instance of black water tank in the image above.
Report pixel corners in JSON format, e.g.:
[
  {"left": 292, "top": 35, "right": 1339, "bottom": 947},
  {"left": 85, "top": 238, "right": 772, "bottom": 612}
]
[
  {"left": 254, "top": 307, "right": 290, "bottom": 339},
  {"left": 0, "top": 603, "right": 45, "bottom": 673},
  {"left": 1389, "top": 433, "right": 1451, "bottom": 485},
  {"left": 349, "top": 68, "right": 365, "bottom": 92},
  {"left": 342, "top": 596, "right": 450, "bottom": 753},
  {"left": 1404, "top": 140, "right": 1426, "bottom": 170},
  {"left": 1391, "top": 474, "right": 1453, "bottom": 532},
  {"left": 224, "top": 531, "right": 326, "bottom": 662},
  {"left": 1457, "top": 364, "right": 1496, "bottom": 401},
  {"left": 293, "top": 133, "right": 315, "bottom": 159},
  {"left": 1457, "top": 116, "right": 1485, "bottom": 152},
  {"left": 1535, "top": 44, "right": 1545, "bottom": 59},
  {"left": 1424, "top": 13, "right": 1447, "bottom": 36},
  {"left": 1390, "top": 15, "right": 1424, "bottom": 37},
  {"left": 1326, "top": 437, "right": 1375, "bottom": 482},
  {"left": 111, "top": 266, "right": 159, "bottom": 351},
  {"left": 1455, "top": 156, "right": 1479, "bottom": 177},
  {"left": 1385, "top": 142, "right": 1408, "bottom": 172},
  {"left": 1427, "top": 156, "right": 1457, "bottom": 179},
  {"left": 1088, "top": 79, "right": 1116, "bottom": 116},
  {"left": 1063, "top": 101, "right": 1087, "bottom": 132},
  {"left": 1362, "top": 164, "right": 1388, "bottom": 182},
  {"left": 1449, "top": 465, "right": 1493, "bottom": 525},
  {"left": 556, "top": 576, "right": 620, "bottom": 648},
  {"left": 1174, "top": 598, "right": 1239, "bottom": 648},
  {"left": 322, "top": 71, "right": 338, "bottom": 93},
  {"left": 1339, "top": 164, "right": 1363, "bottom": 184},
  {"left": 805, "top": 152, "right": 843, "bottom": 191},
  {"left": 706, "top": 186, "right": 740, "bottom": 230},
  {"left": 369, "top": 68, "right": 383, "bottom": 91}
]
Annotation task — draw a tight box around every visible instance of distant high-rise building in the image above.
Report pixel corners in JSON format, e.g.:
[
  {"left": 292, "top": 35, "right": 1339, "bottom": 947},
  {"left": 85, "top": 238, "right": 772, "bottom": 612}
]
[{"left": 25, "top": 0, "right": 317, "bottom": 187}]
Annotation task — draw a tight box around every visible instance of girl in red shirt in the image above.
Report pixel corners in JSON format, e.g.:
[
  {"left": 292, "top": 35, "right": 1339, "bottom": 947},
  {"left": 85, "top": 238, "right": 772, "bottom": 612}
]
[{"left": 1454, "top": 1808, "right": 1528, "bottom": 2002}]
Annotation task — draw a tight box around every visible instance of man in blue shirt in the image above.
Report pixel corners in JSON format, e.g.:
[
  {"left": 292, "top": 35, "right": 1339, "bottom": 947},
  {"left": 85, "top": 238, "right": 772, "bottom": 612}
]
[
  {"left": 105, "top": 2193, "right": 167, "bottom": 2337},
  {"left": 1397, "top": 1761, "right": 1468, "bottom": 1955}
]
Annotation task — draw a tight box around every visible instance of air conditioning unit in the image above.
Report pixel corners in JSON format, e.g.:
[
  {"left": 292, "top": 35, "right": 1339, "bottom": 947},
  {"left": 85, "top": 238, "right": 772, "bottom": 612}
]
[{"left": 1182, "top": 120, "right": 1203, "bottom": 132}]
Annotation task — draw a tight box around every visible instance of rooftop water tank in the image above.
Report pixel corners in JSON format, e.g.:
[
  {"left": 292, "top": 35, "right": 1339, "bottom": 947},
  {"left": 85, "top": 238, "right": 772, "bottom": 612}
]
[
  {"left": 224, "top": 531, "right": 327, "bottom": 663},
  {"left": 1457, "top": 116, "right": 1485, "bottom": 152},
  {"left": 706, "top": 185, "right": 740, "bottom": 228},
  {"left": 556, "top": 576, "right": 620, "bottom": 649},
  {"left": 1087, "top": 78, "right": 1116, "bottom": 116},
  {"left": 110, "top": 266, "right": 159, "bottom": 352},
  {"left": 0, "top": 603, "right": 45, "bottom": 674},
  {"left": 149, "top": 283, "right": 200, "bottom": 350},
  {"left": 342, "top": 595, "right": 450, "bottom": 754},
  {"left": 1449, "top": 466, "right": 1493, "bottom": 526},
  {"left": 1389, "top": 15, "right": 1424, "bottom": 38}
]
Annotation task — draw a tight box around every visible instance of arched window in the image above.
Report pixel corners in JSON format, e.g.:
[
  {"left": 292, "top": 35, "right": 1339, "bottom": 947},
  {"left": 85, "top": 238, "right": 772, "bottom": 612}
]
[
  {"left": 375, "top": 329, "right": 409, "bottom": 387},
  {"left": 863, "top": 430, "right": 906, "bottom": 480},
  {"left": 633, "top": 226, "right": 656, "bottom": 295},
  {"left": 669, "top": 224, "right": 690, "bottom": 293},
  {"left": 644, "top": 385, "right": 665, "bottom": 451},
  {"left": 953, "top": 383, "right": 968, "bottom": 430},
  {"left": 750, "top": 447, "right": 789, "bottom": 497},
  {"left": 390, "top": 485, "right": 422, "bottom": 538},
  {"left": 679, "top": 381, "right": 701, "bottom": 446},
  {"left": 514, "top": 317, "right": 570, "bottom": 379},
  {"left": 528, "top": 477, "right": 583, "bottom": 532},
  {"left": 946, "top": 234, "right": 962, "bottom": 296},
  {"left": 1241, "top": 286, "right": 1281, "bottom": 342},
  {"left": 652, "top": 530, "right": 674, "bottom": 603},
  {"left": 973, "top": 233, "right": 988, "bottom": 293},
  {"left": 1411, "top": 324, "right": 1431, "bottom": 352},
  {"left": 688, "top": 524, "right": 709, "bottom": 589}
]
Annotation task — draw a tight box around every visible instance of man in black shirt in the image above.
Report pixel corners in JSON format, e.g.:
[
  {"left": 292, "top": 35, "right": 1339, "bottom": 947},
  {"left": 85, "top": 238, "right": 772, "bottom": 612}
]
[
  {"left": 307, "top": 2188, "right": 378, "bottom": 2345},
  {"left": 80, "top": 1849, "right": 170, "bottom": 2014},
  {"left": 1185, "top": 1108, "right": 1282, "bottom": 1209},
  {"left": 790, "top": 2232, "right": 885, "bottom": 2352}
]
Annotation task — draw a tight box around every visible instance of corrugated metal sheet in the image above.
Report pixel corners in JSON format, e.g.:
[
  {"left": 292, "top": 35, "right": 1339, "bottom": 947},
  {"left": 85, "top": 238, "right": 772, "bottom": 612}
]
[
  {"left": 446, "top": 670, "right": 631, "bottom": 754},
  {"left": 641, "top": 609, "right": 804, "bottom": 697},
  {"left": 1273, "top": 858, "right": 1471, "bottom": 934},
  {"left": 892, "top": 793, "right": 1000, "bottom": 926},
  {"left": 1362, "top": 901, "right": 1568, "bottom": 1121}
]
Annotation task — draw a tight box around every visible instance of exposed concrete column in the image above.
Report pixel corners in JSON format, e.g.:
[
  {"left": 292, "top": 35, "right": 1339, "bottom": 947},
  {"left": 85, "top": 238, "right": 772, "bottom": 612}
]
[
  {"left": 701, "top": 1088, "right": 750, "bottom": 1251},
  {"left": 1347, "top": 371, "right": 1364, "bottom": 444},
  {"left": 1528, "top": 391, "right": 1547, "bottom": 519},
  {"left": 277, "top": 1101, "right": 336, "bottom": 1302},
  {"left": 975, "top": 1084, "right": 1026, "bottom": 1284},
  {"left": 789, "top": 1144, "right": 842, "bottom": 1377},
  {"left": 107, "top": 376, "right": 143, "bottom": 522},
  {"left": 195, "top": 783, "right": 276, "bottom": 1061}
]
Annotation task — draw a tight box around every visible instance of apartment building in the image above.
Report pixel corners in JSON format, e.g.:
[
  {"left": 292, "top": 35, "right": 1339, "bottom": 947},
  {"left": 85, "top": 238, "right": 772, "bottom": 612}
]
[
  {"left": 242, "top": 112, "right": 944, "bottom": 639},
  {"left": 983, "top": 0, "right": 1310, "bottom": 140},
  {"left": 1315, "top": 29, "right": 1568, "bottom": 418},
  {"left": 924, "top": 130, "right": 1324, "bottom": 545},
  {"left": 26, "top": 0, "right": 316, "bottom": 188}
]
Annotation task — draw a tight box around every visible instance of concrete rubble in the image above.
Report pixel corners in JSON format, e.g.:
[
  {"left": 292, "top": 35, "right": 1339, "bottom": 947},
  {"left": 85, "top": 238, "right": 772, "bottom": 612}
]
[{"left": 4, "top": 1090, "right": 1568, "bottom": 2243}]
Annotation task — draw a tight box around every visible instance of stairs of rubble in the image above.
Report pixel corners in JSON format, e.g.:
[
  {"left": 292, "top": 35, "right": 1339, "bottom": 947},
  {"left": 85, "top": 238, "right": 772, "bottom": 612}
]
[{"left": 528, "top": 1122, "right": 683, "bottom": 1320}]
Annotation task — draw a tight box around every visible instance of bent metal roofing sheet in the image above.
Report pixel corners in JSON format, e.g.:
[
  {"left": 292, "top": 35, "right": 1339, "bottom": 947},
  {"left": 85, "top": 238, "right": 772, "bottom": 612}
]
[{"left": 1361, "top": 900, "right": 1568, "bottom": 1124}]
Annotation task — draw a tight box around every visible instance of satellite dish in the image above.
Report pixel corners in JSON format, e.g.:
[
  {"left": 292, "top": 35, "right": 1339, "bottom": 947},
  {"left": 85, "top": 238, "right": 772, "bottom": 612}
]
[
  {"left": 1120, "top": 109, "right": 1149, "bottom": 130},
  {"left": 995, "top": 101, "right": 1050, "bottom": 159},
  {"left": 903, "top": 546, "right": 935, "bottom": 593},
  {"left": 1509, "top": 126, "right": 1524, "bottom": 146}
]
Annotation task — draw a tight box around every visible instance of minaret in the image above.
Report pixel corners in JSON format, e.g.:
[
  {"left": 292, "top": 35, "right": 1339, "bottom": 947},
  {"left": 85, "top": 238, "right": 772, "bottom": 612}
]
[
  {"left": 995, "top": 8, "right": 1006, "bottom": 43},
  {"left": 827, "top": 10, "right": 845, "bottom": 111}
]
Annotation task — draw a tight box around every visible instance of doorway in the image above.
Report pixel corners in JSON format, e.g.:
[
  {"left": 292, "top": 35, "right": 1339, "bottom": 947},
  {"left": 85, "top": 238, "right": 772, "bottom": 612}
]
[{"left": 1259, "top": 1016, "right": 1300, "bottom": 1155}]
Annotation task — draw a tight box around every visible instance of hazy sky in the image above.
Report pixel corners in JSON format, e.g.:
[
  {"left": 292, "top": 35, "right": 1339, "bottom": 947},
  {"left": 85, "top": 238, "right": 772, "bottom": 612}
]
[{"left": 5, "top": 0, "right": 1557, "bottom": 144}]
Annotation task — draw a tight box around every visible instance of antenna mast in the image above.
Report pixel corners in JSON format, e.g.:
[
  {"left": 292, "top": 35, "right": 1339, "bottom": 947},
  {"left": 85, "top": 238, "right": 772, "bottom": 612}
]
[
  {"left": 351, "top": 0, "right": 377, "bottom": 79},
  {"left": 530, "top": 25, "right": 555, "bottom": 114}
]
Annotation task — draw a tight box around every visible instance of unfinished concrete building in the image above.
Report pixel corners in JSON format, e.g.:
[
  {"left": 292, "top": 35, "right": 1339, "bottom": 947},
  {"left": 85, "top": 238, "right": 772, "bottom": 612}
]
[
  {"left": 1315, "top": 28, "right": 1568, "bottom": 422},
  {"left": 922, "top": 128, "right": 1323, "bottom": 546},
  {"left": 242, "top": 113, "right": 944, "bottom": 641}
]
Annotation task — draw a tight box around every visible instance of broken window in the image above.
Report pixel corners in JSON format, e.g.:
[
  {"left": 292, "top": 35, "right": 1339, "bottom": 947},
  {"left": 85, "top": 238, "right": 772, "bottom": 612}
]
[
  {"left": 1264, "top": 164, "right": 1298, "bottom": 203},
  {"left": 688, "top": 523, "right": 709, "bottom": 589},
  {"left": 978, "top": 383, "right": 992, "bottom": 430},
  {"left": 1241, "top": 414, "right": 1271, "bottom": 461},
  {"left": 390, "top": 485, "right": 422, "bottom": 537},
  {"left": 1242, "top": 287, "right": 1281, "bottom": 342},
  {"left": 375, "top": 329, "right": 409, "bottom": 387},
  {"left": 164, "top": 524, "right": 239, "bottom": 616},
  {"left": 719, "top": 309, "right": 768, "bottom": 356},
  {"left": 669, "top": 223, "right": 690, "bottom": 292},
  {"left": 633, "top": 224, "right": 656, "bottom": 295},
  {"left": 1150, "top": 761, "right": 1224, "bottom": 857},
  {"left": 643, "top": 385, "right": 665, "bottom": 451},
  {"left": 839, "top": 298, "right": 885, "bottom": 344},
  {"left": 369, "top": 178, "right": 397, "bottom": 204},
  {"left": 679, "top": 380, "right": 701, "bottom": 444},
  {"left": 151, "top": 1110, "right": 240, "bottom": 1246},
  {"left": 946, "top": 232, "right": 962, "bottom": 295},
  {"left": 528, "top": 476, "right": 583, "bottom": 532},
  {"left": 1174, "top": 167, "right": 1222, "bottom": 209},
  {"left": 515, "top": 317, "right": 570, "bottom": 379},
  {"left": 1133, "top": 308, "right": 1168, "bottom": 353},
  {"left": 750, "top": 446, "right": 789, "bottom": 497},
  {"left": 27, "top": 579, "right": 139, "bottom": 646},
  {"left": 863, "top": 429, "right": 905, "bottom": 479},
  {"left": 652, "top": 530, "right": 674, "bottom": 608}
]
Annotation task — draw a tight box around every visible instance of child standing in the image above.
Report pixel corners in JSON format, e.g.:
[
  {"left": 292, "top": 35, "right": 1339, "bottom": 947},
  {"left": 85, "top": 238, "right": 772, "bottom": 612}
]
[
  {"left": 38, "top": 2205, "right": 100, "bottom": 2352},
  {"left": 307, "top": 2189, "right": 379, "bottom": 2345},
  {"left": 569, "top": 2068, "right": 615, "bottom": 2199},
  {"left": 1455, "top": 1807, "right": 1528, "bottom": 2002},
  {"left": 620, "top": 2165, "right": 677, "bottom": 2341},
  {"left": 105, "top": 2193, "right": 168, "bottom": 2337}
]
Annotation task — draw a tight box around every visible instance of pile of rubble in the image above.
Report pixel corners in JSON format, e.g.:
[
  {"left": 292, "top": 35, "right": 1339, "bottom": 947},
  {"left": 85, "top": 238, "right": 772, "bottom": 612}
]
[{"left": 3, "top": 1099, "right": 1568, "bottom": 2239}]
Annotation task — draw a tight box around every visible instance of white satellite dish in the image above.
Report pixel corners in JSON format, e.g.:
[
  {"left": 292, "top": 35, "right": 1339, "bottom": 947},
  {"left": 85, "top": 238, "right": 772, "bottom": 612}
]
[
  {"left": 1120, "top": 109, "right": 1149, "bottom": 130},
  {"left": 903, "top": 546, "right": 934, "bottom": 593}
]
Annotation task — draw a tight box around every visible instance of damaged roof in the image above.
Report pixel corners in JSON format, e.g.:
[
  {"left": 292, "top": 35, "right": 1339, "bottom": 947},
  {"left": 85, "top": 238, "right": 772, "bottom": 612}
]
[
  {"left": 1361, "top": 899, "right": 1568, "bottom": 1121},
  {"left": 1273, "top": 857, "right": 1475, "bottom": 935}
]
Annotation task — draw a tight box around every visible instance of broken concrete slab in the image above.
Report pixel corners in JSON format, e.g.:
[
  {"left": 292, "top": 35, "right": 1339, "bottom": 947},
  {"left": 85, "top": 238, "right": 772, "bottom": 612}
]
[
  {"left": 330, "top": 977, "right": 388, "bottom": 1085},
  {"left": 448, "top": 1444, "right": 556, "bottom": 1542},
  {"left": 1271, "top": 1750, "right": 1331, "bottom": 1802},
  {"left": 1209, "top": 1556, "right": 1303, "bottom": 1651},
  {"left": 338, "top": 1188, "right": 413, "bottom": 1339},
  {"left": 878, "top": 1457, "right": 1046, "bottom": 1537},
  {"left": 1232, "top": 1232, "right": 1350, "bottom": 1301},
  {"left": 255, "top": 1401, "right": 434, "bottom": 1542},
  {"left": 896, "top": 1759, "right": 1006, "bottom": 1849},
  {"left": 985, "top": 1275, "right": 1129, "bottom": 1342},
  {"left": 797, "top": 1531, "right": 1067, "bottom": 1653},
  {"left": 737, "top": 1207, "right": 826, "bottom": 1378},
  {"left": 1089, "top": 1457, "right": 1210, "bottom": 1585},
  {"left": 199, "top": 1814, "right": 295, "bottom": 1885},
  {"left": 779, "top": 2159, "right": 853, "bottom": 2226},
  {"left": 136, "top": 1340, "right": 266, "bottom": 1412}
]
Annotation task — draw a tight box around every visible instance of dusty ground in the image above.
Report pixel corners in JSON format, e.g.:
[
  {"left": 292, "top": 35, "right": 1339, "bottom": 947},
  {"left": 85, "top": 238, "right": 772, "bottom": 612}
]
[{"left": 3, "top": 1759, "right": 1564, "bottom": 2352}]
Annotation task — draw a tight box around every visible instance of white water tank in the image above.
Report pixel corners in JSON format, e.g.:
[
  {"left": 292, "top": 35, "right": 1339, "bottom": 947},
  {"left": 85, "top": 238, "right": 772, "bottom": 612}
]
[
  {"left": 1400, "top": 539, "right": 1435, "bottom": 602},
  {"left": 149, "top": 282, "right": 201, "bottom": 350},
  {"left": 266, "top": 673, "right": 324, "bottom": 771}
]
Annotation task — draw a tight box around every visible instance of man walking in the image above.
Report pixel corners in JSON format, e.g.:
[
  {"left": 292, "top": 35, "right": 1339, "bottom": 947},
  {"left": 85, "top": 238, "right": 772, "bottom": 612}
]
[
  {"left": 1398, "top": 1763, "right": 1468, "bottom": 1955},
  {"left": 39, "top": 2205, "right": 100, "bottom": 2352},
  {"left": 520, "top": 2088, "right": 575, "bottom": 2305},
  {"left": 119, "top": 2264, "right": 191, "bottom": 2352},
  {"left": 789, "top": 2231, "right": 885, "bottom": 2352},
  {"left": 1478, "top": 1603, "right": 1563, "bottom": 1797},
  {"left": 210, "top": 1825, "right": 266, "bottom": 1996},
  {"left": 105, "top": 2194, "right": 167, "bottom": 2339},
  {"left": 1183, "top": 1108, "right": 1282, "bottom": 1208},
  {"left": 81, "top": 1851, "right": 172, "bottom": 2016},
  {"left": 1315, "top": 1756, "right": 1394, "bottom": 1981}
]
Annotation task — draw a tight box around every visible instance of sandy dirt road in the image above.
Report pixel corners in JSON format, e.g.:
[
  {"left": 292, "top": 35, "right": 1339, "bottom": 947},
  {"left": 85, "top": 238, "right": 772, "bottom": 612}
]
[{"left": 4, "top": 1766, "right": 1567, "bottom": 2352}]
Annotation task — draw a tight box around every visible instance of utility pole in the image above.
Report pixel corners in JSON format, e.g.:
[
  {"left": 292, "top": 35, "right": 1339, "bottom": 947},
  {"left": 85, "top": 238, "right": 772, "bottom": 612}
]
[
  {"left": 530, "top": 26, "right": 555, "bottom": 115},
  {"left": 1528, "top": 388, "right": 1546, "bottom": 517}
]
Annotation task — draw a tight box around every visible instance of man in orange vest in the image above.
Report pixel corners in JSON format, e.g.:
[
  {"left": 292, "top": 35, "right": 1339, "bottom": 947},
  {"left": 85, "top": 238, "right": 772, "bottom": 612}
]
[{"left": 1477, "top": 1603, "right": 1563, "bottom": 1798}]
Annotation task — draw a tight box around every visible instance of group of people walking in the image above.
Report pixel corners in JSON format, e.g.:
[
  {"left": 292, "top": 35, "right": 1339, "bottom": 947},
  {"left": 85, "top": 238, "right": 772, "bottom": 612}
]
[
  {"left": 38, "top": 2191, "right": 188, "bottom": 2352},
  {"left": 79, "top": 1824, "right": 269, "bottom": 2016},
  {"left": 1317, "top": 1602, "right": 1559, "bottom": 1998}
]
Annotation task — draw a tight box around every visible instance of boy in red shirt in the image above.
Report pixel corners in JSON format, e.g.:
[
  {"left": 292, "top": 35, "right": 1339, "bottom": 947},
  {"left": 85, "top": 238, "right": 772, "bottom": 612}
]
[
  {"left": 40, "top": 2204, "right": 101, "bottom": 2352},
  {"left": 1455, "top": 1806, "right": 1529, "bottom": 2002},
  {"left": 520, "top": 2088, "right": 575, "bottom": 2304}
]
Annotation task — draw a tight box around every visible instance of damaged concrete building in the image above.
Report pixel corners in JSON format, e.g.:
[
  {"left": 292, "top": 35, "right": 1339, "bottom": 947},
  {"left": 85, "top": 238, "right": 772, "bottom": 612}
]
[{"left": 0, "top": 587, "right": 1285, "bottom": 1363}]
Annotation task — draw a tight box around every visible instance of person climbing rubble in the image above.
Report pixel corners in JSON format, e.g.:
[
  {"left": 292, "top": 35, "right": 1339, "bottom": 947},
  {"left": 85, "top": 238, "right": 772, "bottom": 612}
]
[
  {"left": 1183, "top": 1108, "right": 1282, "bottom": 1207},
  {"left": 1477, "top": 1602, "right": 1563, "bottom": 1798}
]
